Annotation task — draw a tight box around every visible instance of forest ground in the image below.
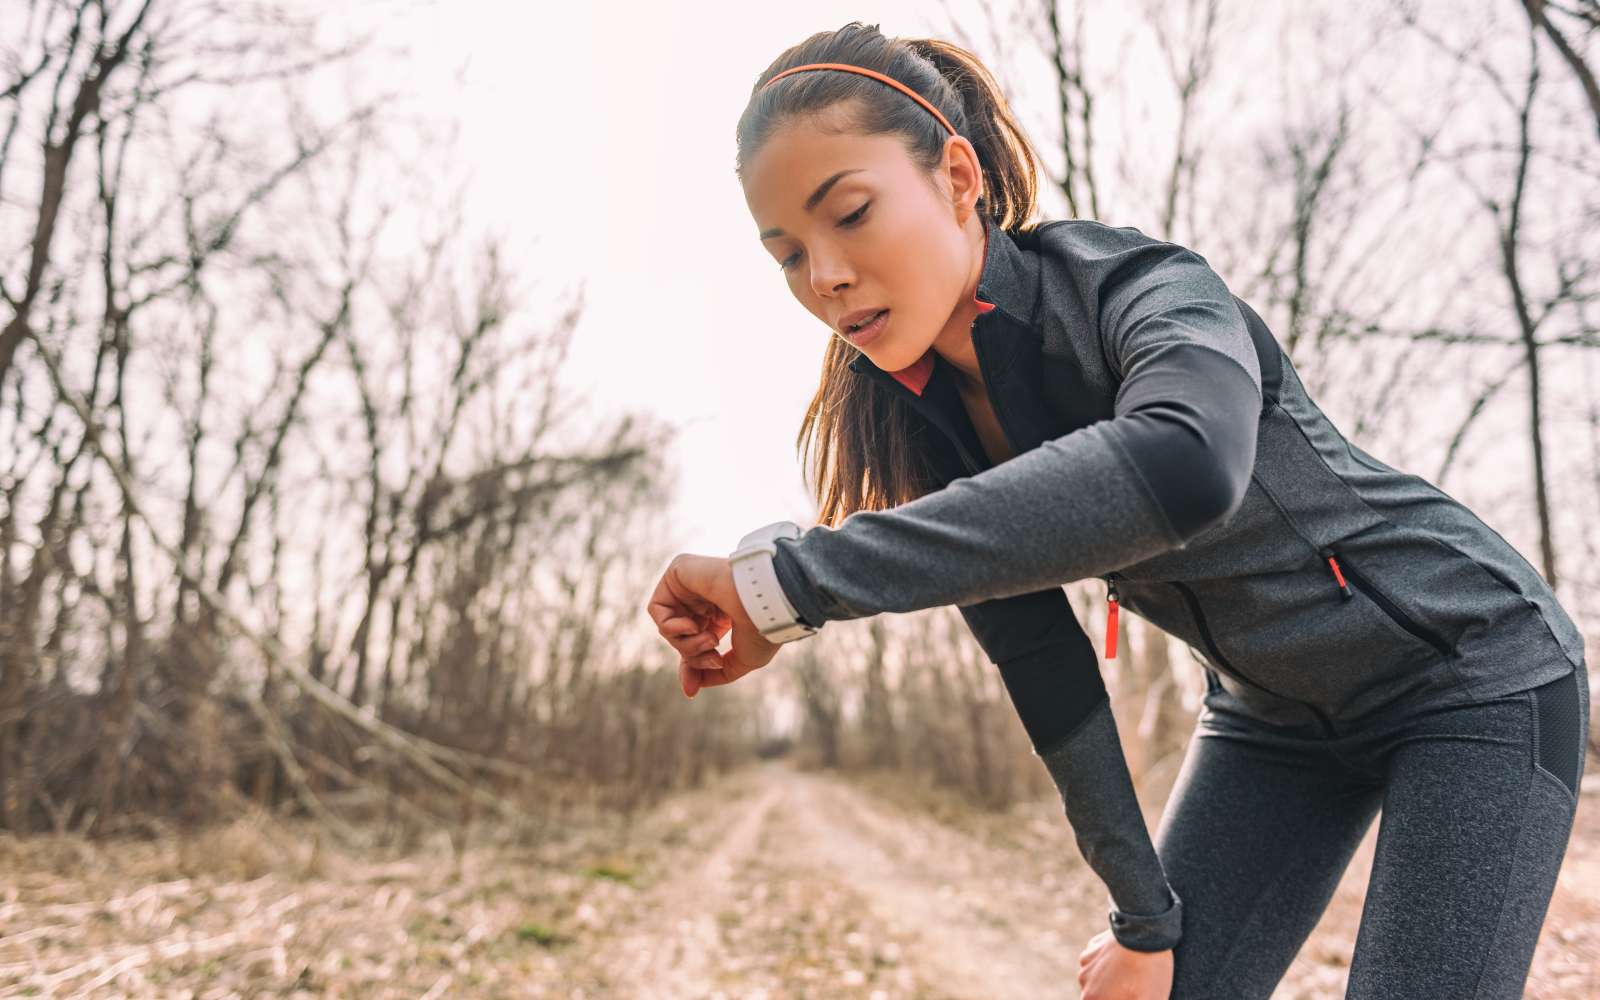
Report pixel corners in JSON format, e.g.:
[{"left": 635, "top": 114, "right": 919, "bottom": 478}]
[{"left": 2, "top": 758, "right": 1596, "bottom": 998}]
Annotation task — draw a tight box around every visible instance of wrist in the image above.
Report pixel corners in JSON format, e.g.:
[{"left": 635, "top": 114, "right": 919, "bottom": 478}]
[
  {"left": 1108, "top": 886, "right": 1184, "bottom": 952},
  {"left": 729, "top": 521, "right": 818, "bottom": 644}
]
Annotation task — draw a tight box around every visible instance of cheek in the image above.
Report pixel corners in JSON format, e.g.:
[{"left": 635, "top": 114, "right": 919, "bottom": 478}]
[
  {"left": 887, "top": 251, "right": 957, "bottom": 320},
  {"left": 878, "top": 217, "right": 965, "bottom": 307}
]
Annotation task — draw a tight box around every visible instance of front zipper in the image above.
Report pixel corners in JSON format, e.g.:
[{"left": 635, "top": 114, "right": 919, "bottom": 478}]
[
  {"left": 971, "top": 324, "right": 1021, "bottom": 466},
  {"left": 1319, "top": 546, "right": 1453, "bottom": 658},
  {"left": 1167, "top": 577, "right": 1340, "bottom": 739},
  {"left": 859, "top": 328, "right": 1003, "bottom": 478},
  {"left": 866, "top": 365, "right": 985, "bottom": 475}
]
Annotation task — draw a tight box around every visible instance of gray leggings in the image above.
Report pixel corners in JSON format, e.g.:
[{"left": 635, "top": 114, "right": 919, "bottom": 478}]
[{"left": 1154, "top": 659, "right": 1589, "bottom": 999}]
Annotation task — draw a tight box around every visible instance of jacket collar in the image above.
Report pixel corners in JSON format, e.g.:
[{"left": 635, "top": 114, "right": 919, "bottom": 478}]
[
  {"left": 846, "top": 214, "right": 1042, "bottom": 396},
  {"left": 972, "top": 213, "right": 1043, "bottom": 326}
]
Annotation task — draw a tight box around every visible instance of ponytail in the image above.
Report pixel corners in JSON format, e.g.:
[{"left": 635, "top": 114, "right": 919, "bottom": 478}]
[{"left": 900, "top": 37, "right": 1040, "bottom": 233}]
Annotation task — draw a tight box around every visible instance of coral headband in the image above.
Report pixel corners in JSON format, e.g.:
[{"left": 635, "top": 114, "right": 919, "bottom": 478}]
[{"left": 759, "top": 62, "right": 957, "bottom": 137}]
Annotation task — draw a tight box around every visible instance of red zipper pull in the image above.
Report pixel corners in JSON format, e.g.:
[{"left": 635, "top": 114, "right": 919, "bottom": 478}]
[
  {"left": 1320, "top": 547, "right": 1354, "bottom": 599},
  {"left": 1104, "top": 576, "right": 1120, "bottom": 659}
]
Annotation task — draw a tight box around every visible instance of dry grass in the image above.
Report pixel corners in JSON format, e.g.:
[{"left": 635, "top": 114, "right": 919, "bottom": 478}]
[
  {"left": 0, "top": 802, "right": 648, "bottom": 998},
  {"left": 1, "top": 763, "right": 1596, "bottom": 998}
]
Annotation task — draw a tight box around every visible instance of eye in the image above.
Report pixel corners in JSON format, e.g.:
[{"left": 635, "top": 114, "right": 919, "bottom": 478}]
[{"left": 776, "top": 202, "right": 871, "bottom": 273}]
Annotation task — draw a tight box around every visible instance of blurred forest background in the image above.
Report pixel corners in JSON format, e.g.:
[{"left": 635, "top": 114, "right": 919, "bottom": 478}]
[{"left": 1, "top": 0, "right": 1598, "bottom": 996}]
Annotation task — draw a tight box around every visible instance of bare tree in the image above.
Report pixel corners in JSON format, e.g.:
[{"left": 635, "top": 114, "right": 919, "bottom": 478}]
[
  {"left": 1520, "top": 0, "right": 1600, "bottom": 141},
  {"left": 0, "top": 1, "right": 710, "bottom": 837}
]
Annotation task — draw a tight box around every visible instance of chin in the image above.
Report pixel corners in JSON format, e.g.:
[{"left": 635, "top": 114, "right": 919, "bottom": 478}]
[{"left": 860, "top": 344, "right": 901, "bottom": 367}]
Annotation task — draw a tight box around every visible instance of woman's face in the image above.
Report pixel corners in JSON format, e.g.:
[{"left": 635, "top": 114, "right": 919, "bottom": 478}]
[{"left": 741, "top": 109, "right": 984, "bottom": 372}]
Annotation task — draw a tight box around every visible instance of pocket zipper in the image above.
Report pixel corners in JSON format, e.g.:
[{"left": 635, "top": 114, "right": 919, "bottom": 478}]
[
  {"left": 1170, "top": 577, "right": 1339, "bottom": 739},
  {"left": 1106, "top": 572, "right": 1340, "bottom": 738},
  {"left": 1319, "top": 546, "right": 1454, "bottom": 658}
]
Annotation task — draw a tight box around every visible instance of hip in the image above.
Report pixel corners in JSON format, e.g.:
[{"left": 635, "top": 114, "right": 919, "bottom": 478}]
[{"left": 1198, "top": 654, "right": 1589, "bottom": 791}]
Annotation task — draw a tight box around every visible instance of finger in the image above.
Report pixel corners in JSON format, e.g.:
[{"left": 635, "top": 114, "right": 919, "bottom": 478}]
[
  {"left": 704, "top": 608, "right": 733, "bottom": 640},
  {"left": 660, "top": 627, "right": 721, "bottom": 659},
  {"left": 653, "top": 608, "right": 707, "bottom": 637},
  {"left": 710, "top": 647, "right": 758, "bottom": 683},
  {"left": 648, "top": 570, "right": 730, "bottom": 652},
  {"left": 648, "top": 595, "right": 715, "bottom": 638},
  {"left": 684, "top": 648, "right": 756, "bottom": 688},
  {"left": 683, "top": 650, "right": 734, "bottom": 688},
  {"left": 679, "top": 657, "right": 701, "bottom": 698},
  {"left": 648, "top": 564, "right": 719, "bottom": 621},
  {"left": 646, "top": 595, "right": 720, "bottom": 648}
]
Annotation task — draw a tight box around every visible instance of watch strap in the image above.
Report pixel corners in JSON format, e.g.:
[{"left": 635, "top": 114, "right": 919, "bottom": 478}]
[{"left": 730, "top": 521, "right": 817, "bottom": 643}]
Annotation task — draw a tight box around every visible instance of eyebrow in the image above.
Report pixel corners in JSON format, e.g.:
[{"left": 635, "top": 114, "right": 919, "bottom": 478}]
[{"left": 758, "top": 168, "right": 864, "bottom": 240}]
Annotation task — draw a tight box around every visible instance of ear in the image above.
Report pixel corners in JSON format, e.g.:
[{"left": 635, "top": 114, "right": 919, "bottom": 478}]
[{"left": 942, "top": 135, "right": 984, "bottom": 224}]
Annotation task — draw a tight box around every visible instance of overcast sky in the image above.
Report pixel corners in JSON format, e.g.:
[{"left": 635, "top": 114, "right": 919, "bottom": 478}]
[
  {"left": 324, "top": 0, "right": 1594, "bottom": 602},
  {"left": 340, "top": 1, "right": 935, "bottom": 561},
  {"left": 327, "top": 0, "right": 1174, "bottom": 568}
]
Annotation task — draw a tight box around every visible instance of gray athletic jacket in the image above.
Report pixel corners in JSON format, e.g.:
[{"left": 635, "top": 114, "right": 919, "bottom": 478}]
[{"left": 765, "top": 214, "right": 1588, "bottom": 952}]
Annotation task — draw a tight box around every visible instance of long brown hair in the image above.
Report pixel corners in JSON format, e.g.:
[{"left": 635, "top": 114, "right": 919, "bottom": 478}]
[{"left": 734, "top": 22, "right": 1044, "bottom": 528}]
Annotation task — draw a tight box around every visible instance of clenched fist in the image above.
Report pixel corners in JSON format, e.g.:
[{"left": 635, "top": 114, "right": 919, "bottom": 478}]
[
  {"left": 645, "top": 553, "right": 782, "bottom": 698},
  {"left": 1078, "top": 928, "right": 1174, "bottom": 1000}
]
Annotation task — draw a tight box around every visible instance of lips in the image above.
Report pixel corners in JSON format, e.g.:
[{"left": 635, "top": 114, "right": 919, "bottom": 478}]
[{"left": 838, "top": 307, "right": 888, "bottom": 333}]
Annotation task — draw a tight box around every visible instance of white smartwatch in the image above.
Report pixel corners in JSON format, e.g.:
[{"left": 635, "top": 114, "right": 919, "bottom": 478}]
[{"left": 729, "top": 520, "right": 819, "bottom": 643}]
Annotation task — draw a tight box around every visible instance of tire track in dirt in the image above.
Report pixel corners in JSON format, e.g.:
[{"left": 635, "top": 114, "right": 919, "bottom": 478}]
[
  {"left": 576, "top": 761, "right": 1109, "bottom": 998},
  {"left": 776, "top": 767, "right": 1106, "bottom": 999},
  {"left": 588, "top": 776, "right": 787, "bottom": 999}
]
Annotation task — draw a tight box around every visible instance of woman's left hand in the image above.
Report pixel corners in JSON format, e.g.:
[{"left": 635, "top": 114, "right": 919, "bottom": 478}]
[
  {"left": 645, "top": 553, "right": 781, "bottom": 698},
  {"left": 1077, "top": 929, "right": 1174, "bottom": 1000}
]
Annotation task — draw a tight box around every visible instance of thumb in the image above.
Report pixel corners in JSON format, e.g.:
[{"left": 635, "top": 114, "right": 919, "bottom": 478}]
[{"left": 729, "top": 622, "right": 776, "bottom": 671}]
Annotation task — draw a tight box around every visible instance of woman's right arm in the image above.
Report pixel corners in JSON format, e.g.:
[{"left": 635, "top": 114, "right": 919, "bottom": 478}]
[{"left": 960, "top": 585, "right": 1184, "bottom": 953}]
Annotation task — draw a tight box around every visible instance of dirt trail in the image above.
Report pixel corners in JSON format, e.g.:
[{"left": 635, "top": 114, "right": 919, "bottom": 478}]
[
  {"left": 543, "top": 758, "right": 1600, "bottom": 999},
  {"left": 570, "top": 760, "right": 1110, "bottom": 999},
  {"left": 591, "top": 778, "right": 787, "bottom": 998},
  {"left": 3, "top": 758, "right": 1596, "bottom": 998},
  {"left": 776, "top": 767, "right": 1104, "bottom": 999}
]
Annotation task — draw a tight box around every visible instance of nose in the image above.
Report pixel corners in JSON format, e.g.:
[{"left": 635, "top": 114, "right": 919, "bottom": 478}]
[{"left": 808, "top": 249, "right": 853, "bottom": 300}]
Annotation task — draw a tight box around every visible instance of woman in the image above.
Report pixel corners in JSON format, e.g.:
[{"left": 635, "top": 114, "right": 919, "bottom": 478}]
[{"left": 645, "top": 22, "right": 1589, "bottom": 1000}]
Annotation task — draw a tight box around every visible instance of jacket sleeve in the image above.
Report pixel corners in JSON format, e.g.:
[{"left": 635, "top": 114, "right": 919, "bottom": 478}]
[
  {"left": 768, "top": 228, "right": 1263, "bottom": 628},
  {"left": 959, "top": 586, "right": 1184, "bottom": 951}
]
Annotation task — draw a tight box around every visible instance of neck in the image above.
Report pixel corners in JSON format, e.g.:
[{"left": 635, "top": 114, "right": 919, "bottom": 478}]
[{"left": 930, "top": 212, "right": 989, "bottom": 394}]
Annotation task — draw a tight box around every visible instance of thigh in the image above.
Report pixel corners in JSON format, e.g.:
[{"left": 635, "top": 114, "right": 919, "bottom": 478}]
[
  {"left": 1155, "top": 698, "right": 1385, "bottom": 1000},
  {"left": 1346, "top": 662, "right": 1589, "bottom": 1000}
]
